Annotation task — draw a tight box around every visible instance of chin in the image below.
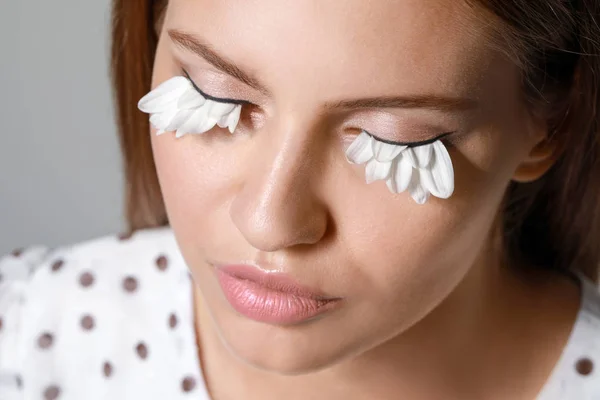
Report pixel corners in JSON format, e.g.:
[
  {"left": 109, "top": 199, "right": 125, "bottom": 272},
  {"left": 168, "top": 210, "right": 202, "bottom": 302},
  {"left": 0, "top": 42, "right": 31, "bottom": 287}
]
[{"left": 213, "top": 308, "right": 360, "bottom": 376}]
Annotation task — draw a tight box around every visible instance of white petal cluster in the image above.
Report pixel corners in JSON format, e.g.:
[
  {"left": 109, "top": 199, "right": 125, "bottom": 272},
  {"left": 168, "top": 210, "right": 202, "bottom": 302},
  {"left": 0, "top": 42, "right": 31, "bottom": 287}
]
[
  {"left": 137, "top": 76, "right": 242, "bottom": 137},
  {"left": 345, "top": 131, "right": 455, "bottom": 204}
]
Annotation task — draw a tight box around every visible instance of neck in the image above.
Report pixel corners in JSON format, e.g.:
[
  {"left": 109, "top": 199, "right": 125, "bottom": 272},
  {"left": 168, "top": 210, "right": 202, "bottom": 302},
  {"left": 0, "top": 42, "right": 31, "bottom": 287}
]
[{"left": 193, "top": 236, "right": 580, "bottom": 400}]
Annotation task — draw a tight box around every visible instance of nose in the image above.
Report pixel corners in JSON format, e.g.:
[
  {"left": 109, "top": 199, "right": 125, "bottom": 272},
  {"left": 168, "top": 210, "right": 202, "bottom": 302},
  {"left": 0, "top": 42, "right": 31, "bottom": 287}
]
[{"left": 229, "top": 124, "right": 329, "bottom": 252}]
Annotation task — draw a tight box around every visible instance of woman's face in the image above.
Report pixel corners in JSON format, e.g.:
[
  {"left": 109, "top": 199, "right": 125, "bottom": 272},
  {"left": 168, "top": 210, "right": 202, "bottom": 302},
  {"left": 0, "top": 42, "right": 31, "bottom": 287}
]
[{"left": 151, "top": 0, "right": 540, "bottom": 373}]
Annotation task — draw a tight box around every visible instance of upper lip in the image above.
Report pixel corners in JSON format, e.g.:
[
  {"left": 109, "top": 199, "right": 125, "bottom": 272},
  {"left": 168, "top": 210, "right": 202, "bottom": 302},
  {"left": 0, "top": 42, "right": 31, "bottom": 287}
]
[{"left": 212, "top": 262, "right": 340, "bottom": 301}]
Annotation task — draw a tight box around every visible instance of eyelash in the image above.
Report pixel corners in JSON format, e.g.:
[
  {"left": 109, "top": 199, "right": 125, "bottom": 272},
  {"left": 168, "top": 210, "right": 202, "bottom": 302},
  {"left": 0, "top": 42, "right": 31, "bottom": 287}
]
[
  {"left": 181, "top": 69, "right": 455, "bottom": 148},
  {"left": 182, "top": 69, "right": 252, "bottom": 106},
  {"left": 362, "top": 130, "right": 456, "bottom": 148}
]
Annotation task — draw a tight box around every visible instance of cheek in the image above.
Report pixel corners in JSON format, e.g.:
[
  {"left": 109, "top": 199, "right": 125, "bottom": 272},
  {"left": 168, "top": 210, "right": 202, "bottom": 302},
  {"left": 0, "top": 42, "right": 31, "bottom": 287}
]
[
  {"left": 152, "top": 132, "right": 244, "bottom": 243},
  {"left": 335, "top": 133, "right": 519, "bottom": 316}
]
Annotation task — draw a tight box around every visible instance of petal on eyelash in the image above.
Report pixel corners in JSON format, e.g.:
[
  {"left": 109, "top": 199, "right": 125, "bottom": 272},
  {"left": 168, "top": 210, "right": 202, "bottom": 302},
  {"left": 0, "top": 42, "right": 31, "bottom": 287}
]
[
  {"left": 175, "top": 106, "right": 210, "bottom": 137},
  {"left": 365, "top": 159, "right": 392, "bottom": 184},
  {"left": 208, "top": 102, "right": 236, "bottom": 119},
  {"left": 150, "top": 107, "right": 179, "bottom": 132},
  {"left": 403, "top": 148, "right": 419, "bottom": 168},
  {"left": 413, "top": 144, "right": 433, "bottom": 168},
  {"left": 408, "top": 170, "right": 430, "bottom": 204},
  {"left": 229, "top": 106, "right": 242, "bottom": 133},
  {"left": 217, "top": 114, "right": 229, "bottom": 129},
  {"left": 345, "top": 132, "right": 373, "bottom": 164},
  {"left": 427, "top": 141, "right": 454, "bottom": 198},
  {"left": 195, "top": 114, "right": 219, "bottom": 135},
  {"left": 418, "top": 168, "right": 438, "bottom": 197},
  {"left": 178, "top": 88, "right": 206, "bottom": 109},
  {"left": 165, "top": 109, "right": 196, "bottom": 132},
  {"left": 388, "top": 153, "right": 413, "bottom": 193},
  {"left": 372, "top": 140, "right": 406, "bottom": 162},
  {"left": 220, "top": 105, "right": 242, "bottom": 133},
  {"left": 138, "top": 76, "right": 190, "bottom": 113}
]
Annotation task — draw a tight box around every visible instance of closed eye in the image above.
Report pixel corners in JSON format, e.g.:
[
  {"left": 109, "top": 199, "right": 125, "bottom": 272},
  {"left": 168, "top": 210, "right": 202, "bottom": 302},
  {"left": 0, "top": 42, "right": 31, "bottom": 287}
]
[
  {"left": 182, "top": 69, "right": 253, "bottom": 106},
  {"left": 363, "top": 130, "right": 455, "bottom": 148},
  {"left": 183, "top": 68, "right": 454, "bottom": 148}
]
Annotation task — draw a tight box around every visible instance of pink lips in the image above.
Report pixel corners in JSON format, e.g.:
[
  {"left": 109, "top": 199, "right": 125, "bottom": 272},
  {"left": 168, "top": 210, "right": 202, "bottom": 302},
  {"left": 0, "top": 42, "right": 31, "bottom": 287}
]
[{"left": 214, "top": 264, "right": 340, "bottom": 325}]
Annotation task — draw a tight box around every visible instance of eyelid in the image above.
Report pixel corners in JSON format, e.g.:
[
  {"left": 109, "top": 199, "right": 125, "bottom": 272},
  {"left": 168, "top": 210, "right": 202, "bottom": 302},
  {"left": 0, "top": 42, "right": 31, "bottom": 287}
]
[
  {"left": 181, "top": 68, "right": 454, "bottom": 146},
  {"left": 182, "top": 68, "right": 253, "bottom": 106},
  {"left": 363, "top": 130, "right": 455, "bottom": 148}
]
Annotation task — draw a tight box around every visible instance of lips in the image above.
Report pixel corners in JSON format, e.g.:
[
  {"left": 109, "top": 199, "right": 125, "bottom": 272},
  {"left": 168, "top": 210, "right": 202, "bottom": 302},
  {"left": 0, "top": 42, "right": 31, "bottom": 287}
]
[{"left": 213, "top": 263, "right": 341, "bottom": 325}]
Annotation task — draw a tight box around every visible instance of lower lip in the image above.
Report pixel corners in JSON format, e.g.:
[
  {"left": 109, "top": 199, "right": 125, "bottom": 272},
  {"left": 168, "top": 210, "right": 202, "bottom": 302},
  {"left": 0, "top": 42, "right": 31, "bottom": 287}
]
[{"left": 216, "top": 270, "right": 339, "bottom": 325}]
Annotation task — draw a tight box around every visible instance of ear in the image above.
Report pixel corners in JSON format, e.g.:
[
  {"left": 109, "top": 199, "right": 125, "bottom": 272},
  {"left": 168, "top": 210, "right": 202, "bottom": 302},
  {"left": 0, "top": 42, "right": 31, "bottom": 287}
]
[{"left": 512, "top": 131, "right": 561, "bottom": 183}]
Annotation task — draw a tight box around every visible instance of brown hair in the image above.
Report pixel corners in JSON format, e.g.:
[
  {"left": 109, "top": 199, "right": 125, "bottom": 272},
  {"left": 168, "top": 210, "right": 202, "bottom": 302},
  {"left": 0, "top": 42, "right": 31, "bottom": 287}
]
[{"left": 110, "top": 0, "right": 600, "bottom": 282}]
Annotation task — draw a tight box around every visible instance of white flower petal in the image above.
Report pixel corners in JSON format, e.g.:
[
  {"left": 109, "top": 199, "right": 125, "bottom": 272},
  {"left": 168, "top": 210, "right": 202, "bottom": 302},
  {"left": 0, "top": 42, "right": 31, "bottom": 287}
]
[
  {"left": 403, "top": 148, "right": 419, "bottom": 168},
  {"left": 408, "top": 170, "right": 430, "bottom": 204},
  {"left": 150, "top": 107, "right": 178, "bottom": 132},
  {"left": 175, "top": 106, "right": 210, "bottom": 136},
  {"left": 217, "top": 114, "right": 229, "bottom": 128},
  {"left": 372, "top": 140, "right": 406, "bottom": 162},
  {"left": 216, "top": 105, "right": 242, "bottom": 132},
  {"left": 225, "top": 105, "right": 242, "bottom": 133},
  {"left": 390, "top": 153, "right": 413, "bottom": 193},
  {"left": 177, "top": 88, "right": 206, "bottom": 109},
  {"left": 413, "top": 144, "right": 433, "bottom": 168},
  {"left": 150, "top": 113, "right": 162, "bottom": 129},
  {"left": 208, "top": 102, "right": 236, "bottom": 119},
  {"left": 386, "top": 178, "right": 396, "bottom": 193},
  {"left": 345, "top": 132, "right": 374, "bottom": 164},
  {"left": 365, "top": 159, "right": 392, "bottom": 184},
  {"left": 196, "top": 115, "right": 219, "bottom": 134},
  {"left": 138, "top": 76, "right": 191, "bottom": 113},
  {"left": 419, "top": 168, "right": 438, "bottom": 197},
  {"left": 165, "top": 109, "right": 196, "bottom": 132},
  {"left": 428, "top": 141, "right": 454, "bottom": 198}
]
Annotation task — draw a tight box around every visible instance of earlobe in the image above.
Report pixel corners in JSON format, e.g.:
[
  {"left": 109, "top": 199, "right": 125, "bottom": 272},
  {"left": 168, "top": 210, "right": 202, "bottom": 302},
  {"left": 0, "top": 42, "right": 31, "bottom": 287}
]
[{"left": 512, "top": 138, "right": 561, "bottom": 183}]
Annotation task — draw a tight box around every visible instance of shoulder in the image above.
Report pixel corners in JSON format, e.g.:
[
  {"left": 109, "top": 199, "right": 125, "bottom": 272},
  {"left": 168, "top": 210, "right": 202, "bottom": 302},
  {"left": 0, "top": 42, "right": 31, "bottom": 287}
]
[
  {"left": 0, "top": 228, "right": 204, "bottom": 399},
  {"left": 1, "top": 227, "right": 190, "bottom": 315},
  {"left": 1, "top": 227, "right": 187, "bottom": 288},
  {"left": 537, "top": 271, "right": 600, "bottom": 400}
]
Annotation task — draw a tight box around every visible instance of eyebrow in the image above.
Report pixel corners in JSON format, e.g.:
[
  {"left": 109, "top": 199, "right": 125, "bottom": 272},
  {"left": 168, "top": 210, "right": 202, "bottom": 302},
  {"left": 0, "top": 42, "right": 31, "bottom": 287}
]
[{"left": 168, "top": 29, "right": 478, "bottom": 112}]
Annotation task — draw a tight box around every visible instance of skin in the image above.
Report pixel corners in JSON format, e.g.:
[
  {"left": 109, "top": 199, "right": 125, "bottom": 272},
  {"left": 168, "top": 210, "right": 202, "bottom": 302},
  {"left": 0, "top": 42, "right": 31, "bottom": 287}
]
[{"left": 149, "top": 0, "right": 581, "bottom": 398}]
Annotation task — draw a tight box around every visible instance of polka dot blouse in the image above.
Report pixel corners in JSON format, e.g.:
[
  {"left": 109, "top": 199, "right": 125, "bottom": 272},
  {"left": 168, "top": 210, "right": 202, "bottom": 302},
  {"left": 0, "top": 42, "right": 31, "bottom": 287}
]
[
  {"left": 0, "top": 228, "right": 208, "bottom": 400},
  {"left": 1, "top": 227, "right": 599, "bottom": 399}
]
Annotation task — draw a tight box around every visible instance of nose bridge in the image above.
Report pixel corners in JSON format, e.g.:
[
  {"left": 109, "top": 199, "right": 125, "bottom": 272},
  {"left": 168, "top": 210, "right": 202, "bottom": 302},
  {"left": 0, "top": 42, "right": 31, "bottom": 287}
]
[{"left": 229, "top": 116, "right": 329, "bottom": 252}]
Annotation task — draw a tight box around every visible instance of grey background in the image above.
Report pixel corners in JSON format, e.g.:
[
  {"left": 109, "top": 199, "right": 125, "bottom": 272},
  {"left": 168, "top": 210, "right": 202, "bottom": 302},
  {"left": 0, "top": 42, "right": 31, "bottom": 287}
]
[{"left": 0, "top": 0, "right": 124, "bottom": 255}]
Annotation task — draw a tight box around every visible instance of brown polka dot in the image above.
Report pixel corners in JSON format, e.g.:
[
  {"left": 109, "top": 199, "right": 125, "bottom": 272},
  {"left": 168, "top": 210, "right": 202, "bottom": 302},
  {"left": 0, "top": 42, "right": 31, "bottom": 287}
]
[
  {"left": 51, "top": 260, "right": 64, "bottom": 272},
  {"left": 81, "top": 315, "right": 95, "bottom": 331},
  {"left": 0, "top": 317, "right": 3, "bottom": 331},
  {"left": 103, "top": 361, "right": 113, "bottom": 378},
  {"left": 44, "top": 385, "right": 60, "bottom": 400},
  {"left": 16, "top": 375, "right": 22, "bottom": 389},
  {"left": 118, "top": 231, "right": 133, "bottom": 241},
  {"left": 169, "top": 313, "right": 178, "bottom": 329},
  {"left": 156, "top": 255, "right": 169, "bottom": 271},
  {"left": 79, "top": 271, "right": 94, "bottom": 288},
  {"left": 123, "top": 276, "right": 138, "bottom": 292},
  {"left": 576, "top": 357, "right": 594, "bottom": 376},
  {"left": 11, "top": 248, "right": 24, "bottom": 257},
  {"left": 136, "top": 342, "right": 148, "bottom": 360},
  {"left": 0, "top": 273, "right": 3, "bottom": 283},
  {"left": 181, "top": 376, "right": 197, "bottom": 392},
  {"left": 38, "top": 332, "right": 54, "bottom": 349}
]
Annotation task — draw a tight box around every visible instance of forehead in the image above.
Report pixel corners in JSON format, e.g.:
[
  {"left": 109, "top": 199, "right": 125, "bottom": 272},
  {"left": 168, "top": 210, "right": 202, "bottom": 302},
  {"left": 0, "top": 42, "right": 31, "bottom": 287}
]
[{"left": 167, "top": 0, "right": 505, "bottom": 101}]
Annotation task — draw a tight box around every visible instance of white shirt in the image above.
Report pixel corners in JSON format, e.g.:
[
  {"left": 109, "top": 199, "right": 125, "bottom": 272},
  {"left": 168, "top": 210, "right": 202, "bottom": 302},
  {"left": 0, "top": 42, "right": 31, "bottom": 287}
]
[{"left": 0, "top": 227, "right": 598, "bottom": 399}]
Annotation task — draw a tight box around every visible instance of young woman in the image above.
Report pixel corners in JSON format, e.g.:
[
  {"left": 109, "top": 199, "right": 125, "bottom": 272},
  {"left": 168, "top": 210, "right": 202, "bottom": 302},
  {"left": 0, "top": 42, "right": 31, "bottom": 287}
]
[{"left": 1, "top": 0, "right": 600, "bottom": 399}]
